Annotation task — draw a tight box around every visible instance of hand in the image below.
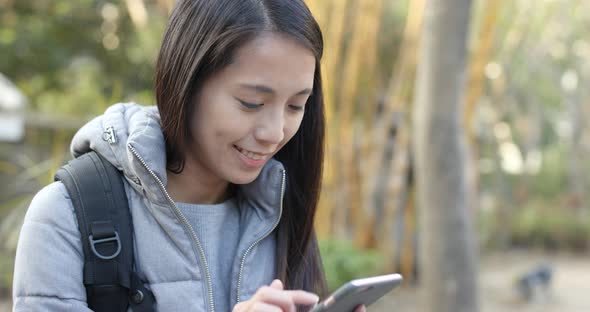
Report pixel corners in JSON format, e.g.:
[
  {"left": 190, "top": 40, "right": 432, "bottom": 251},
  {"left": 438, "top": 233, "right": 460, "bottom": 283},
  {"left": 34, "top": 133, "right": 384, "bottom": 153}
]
[
  {"left": 354, "top": 304, "right": 367, "bottom": 312},
  {"left": 233, "top": 279, "right": 320, "bottom": 312}
]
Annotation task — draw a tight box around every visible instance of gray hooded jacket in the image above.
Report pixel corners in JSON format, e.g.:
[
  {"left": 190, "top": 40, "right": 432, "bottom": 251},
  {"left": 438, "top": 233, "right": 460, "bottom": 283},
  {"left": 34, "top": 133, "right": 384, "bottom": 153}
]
[{"left": 13, "top": 103, "right": 285, "bottom": 311}]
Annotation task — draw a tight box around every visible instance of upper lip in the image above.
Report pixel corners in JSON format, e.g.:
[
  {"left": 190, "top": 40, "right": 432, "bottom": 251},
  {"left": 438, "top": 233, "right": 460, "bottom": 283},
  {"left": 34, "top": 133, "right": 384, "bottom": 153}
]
[{"left": 234, "top": 145, "right": 273, "bottom": 155}]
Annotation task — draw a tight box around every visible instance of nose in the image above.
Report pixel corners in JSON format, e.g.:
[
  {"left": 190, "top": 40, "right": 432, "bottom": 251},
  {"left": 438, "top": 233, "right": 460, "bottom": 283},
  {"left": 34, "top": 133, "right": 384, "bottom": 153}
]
[{"left": 254, "top": 108, "right": 285, "bottom": 145}]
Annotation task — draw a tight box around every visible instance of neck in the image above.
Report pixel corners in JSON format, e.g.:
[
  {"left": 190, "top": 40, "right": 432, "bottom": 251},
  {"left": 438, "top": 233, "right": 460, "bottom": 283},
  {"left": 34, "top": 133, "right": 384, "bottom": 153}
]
[{"left": 165, "top": 160, "right": 231, "bottom": 205}]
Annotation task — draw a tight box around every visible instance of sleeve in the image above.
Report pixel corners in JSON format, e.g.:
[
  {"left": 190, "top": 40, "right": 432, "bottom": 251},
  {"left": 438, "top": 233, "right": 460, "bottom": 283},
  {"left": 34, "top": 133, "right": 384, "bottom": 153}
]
[{"left": 12, "top": 181, "right": 93, "bottom": 312}]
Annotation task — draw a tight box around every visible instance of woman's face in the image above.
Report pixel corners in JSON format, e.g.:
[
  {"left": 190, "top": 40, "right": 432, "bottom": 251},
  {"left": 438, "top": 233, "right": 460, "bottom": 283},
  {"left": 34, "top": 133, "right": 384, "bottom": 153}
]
[{"left": 188, "top": 33, "right": 316, "bottom": 185}]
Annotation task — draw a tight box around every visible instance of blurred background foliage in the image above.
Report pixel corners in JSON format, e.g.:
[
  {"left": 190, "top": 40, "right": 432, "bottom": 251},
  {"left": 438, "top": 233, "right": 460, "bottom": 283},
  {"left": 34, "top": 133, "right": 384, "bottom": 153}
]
[
  {"left": 1, "top": 0, "right": 590, "bottom": 301},
  {"left": 319, "top": 240, "right": 384, "bottom": 292},
  {"left": 0, "top": 0, "right": 166, "bottom": 115}
]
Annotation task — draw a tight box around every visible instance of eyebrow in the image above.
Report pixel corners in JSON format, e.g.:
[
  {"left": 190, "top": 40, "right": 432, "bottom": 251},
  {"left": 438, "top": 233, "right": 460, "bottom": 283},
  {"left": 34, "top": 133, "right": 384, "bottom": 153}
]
[{"left": 239, "top": 83, "right": 313, "bottom": 96}]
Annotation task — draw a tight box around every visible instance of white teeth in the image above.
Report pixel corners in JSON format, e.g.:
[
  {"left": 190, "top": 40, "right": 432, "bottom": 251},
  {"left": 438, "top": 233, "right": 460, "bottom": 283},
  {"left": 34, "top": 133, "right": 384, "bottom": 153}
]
[{"left": 236, "top": 146, "right": 265, "bottom": 161}]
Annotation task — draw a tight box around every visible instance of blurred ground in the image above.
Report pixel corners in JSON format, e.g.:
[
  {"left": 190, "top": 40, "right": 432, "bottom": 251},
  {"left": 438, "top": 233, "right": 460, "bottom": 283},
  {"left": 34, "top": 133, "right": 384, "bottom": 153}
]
[
  {"left": 1, "top": 251, "right": 588, "bottom": 312},
  {"left": 373, "top": 250, "right": 590, "bottom": 312}
]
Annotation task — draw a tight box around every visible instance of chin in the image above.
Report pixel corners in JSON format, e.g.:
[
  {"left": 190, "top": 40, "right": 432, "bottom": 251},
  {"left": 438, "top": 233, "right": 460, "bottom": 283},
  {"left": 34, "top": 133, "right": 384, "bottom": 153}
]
[{"left": 228, "top": 172, "right": 260, "bottom": 185}]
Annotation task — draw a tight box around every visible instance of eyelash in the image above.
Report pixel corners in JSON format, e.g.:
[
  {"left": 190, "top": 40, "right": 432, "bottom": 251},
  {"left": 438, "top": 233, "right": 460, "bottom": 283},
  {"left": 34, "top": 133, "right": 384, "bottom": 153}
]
[
  {"left": 238, "top": 100, "right": 304, "bottom": 112},
  {"left": 289, "top": 105, "right": 305, "bottom": 112},
  {"left": 239, "top": 100, "right": 262, "bottom": 110}
]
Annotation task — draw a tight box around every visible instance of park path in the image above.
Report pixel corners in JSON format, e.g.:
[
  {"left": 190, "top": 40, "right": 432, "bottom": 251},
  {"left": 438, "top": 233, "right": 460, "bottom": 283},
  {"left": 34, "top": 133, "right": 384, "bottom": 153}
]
[{"left": 373, "top": 250, "right": 590, "bottom": 312}]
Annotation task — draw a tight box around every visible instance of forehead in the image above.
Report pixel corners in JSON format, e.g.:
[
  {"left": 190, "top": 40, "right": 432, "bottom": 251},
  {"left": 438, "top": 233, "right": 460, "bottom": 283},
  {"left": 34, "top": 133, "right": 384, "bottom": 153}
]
[{"left": 218, "top": 33, "right": 316, "bottom": 92}]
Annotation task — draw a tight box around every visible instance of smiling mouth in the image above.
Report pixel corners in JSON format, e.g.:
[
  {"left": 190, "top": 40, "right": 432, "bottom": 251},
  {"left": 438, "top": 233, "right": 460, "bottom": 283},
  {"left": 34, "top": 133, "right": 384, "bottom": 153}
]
[{"left": 234, "top": 145, "right": 268, "bottom": 161}]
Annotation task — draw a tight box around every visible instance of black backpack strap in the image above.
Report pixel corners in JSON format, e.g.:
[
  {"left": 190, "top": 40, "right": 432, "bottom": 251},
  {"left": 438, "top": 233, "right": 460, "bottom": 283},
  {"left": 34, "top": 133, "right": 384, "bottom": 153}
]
[{"left": 55, "top": 151, "right": 155, "bottom": 312}]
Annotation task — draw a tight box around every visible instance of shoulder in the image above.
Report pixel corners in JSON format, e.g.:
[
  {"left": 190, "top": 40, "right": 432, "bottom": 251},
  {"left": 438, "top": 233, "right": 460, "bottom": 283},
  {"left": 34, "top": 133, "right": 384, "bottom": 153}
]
[
  {"left": 13, "top": 182, "right": 88, "bottom": 307},
  {"left": 24, "top": 181, "right": 77, "bottom": 229},
  {"left": 18, "top": 181, "right": 82, "bottom": 258}
]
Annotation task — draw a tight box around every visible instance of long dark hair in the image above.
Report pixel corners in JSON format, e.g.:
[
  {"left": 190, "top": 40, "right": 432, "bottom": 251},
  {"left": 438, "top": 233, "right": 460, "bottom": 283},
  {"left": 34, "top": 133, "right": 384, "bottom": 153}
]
[{"left": 154, "top": 0, "right": 327, "bottom": 296}]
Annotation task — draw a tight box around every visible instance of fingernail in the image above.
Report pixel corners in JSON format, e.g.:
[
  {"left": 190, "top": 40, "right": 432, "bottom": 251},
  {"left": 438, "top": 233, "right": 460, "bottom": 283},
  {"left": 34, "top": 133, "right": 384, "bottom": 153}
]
[
  {"left": 310, "top": 294, "right": 320, "bottom": 302},
  {"left": 301, "top": 292, "right": 319, "bottom": 302}
]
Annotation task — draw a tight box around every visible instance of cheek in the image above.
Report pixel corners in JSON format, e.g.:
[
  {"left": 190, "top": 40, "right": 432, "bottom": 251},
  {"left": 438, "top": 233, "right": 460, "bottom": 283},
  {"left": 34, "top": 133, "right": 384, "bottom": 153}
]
[
  {"left": 191, "top": 116, "right": 226, "bottom": 154},
  {"left": 193, "top": 97, "right": 240, "bottom": 143},
  {"left": 197, "top": 121, "right": 237, "bottom": 147}
]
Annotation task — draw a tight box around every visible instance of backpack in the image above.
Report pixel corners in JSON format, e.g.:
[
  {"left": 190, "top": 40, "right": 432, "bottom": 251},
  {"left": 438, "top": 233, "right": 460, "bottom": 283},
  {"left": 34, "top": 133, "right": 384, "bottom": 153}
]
[{"left": 54, "top": 151, "right": 156, "bottom": 312}]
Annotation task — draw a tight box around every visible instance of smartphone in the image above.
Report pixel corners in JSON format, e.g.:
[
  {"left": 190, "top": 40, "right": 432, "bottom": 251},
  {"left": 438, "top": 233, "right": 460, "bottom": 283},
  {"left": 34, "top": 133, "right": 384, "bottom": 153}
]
[{"left": 309, "top": 273, "right": 403, "bottom": 312}]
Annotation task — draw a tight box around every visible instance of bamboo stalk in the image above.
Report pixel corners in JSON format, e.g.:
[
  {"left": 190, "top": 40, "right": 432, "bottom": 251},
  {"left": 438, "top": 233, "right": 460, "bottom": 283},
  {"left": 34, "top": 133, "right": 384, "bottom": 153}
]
[
  {"left": 369, "top": 0, "right": 425, "bottom": 265},
  {"left": 383, "top": 0, "right": 426, "bottom": 119},
  {"left": 315, "top": 0, "right": 349, "bottom": 238},
  {"left": 305, "top": 0, "right": 325, "bottom": 23},
  {"left": 464, "top": 0, "right": 503, "bottom": 221},
  {"left": 125, "top": 0, "right": 148, "bottom": 29},
  {"left": 364, "top": 0, "right": 425, "bottom": 215},
  {"left": 335, "top": 0, "right": 385, "bottom": 244},
  {"left": 340, "top": 0, "right": 383, "bottom": 248},
  {"left": 359, "top": 0, "right": 383, "bottom": 244},
  {"left": 381, "top": 123, "right": 411, "bottom": 272},
  {"left": 400, "top": 185, "right": 416, "bottom": 282},
  {"left": 359, "top": 2, "right": 383, "bottom": 127},
  {"left": 464, "top": 0, "right": 502, "bottom": 132},
  {"left": 356, "top": 0, "right": 382, "bottom": 244}
]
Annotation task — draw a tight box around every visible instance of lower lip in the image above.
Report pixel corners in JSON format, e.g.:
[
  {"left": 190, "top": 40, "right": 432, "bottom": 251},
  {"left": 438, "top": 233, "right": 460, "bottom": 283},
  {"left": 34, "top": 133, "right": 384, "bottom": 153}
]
[{"left": 234, "top": 146, "right": 267, "bottom": 168}]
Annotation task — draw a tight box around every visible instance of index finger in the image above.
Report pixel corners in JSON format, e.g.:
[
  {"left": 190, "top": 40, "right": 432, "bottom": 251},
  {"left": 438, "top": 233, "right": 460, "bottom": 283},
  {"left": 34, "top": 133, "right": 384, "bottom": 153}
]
[{"left": 283, "top": 290, "right": 320, "bottom": 306}]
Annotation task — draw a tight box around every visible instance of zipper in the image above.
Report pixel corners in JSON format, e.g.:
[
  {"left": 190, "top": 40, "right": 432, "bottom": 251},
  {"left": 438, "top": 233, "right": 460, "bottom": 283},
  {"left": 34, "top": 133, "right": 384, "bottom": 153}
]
[
  {"left": 128, "top": 144, "right": 215, "bottom": 312},
  {"left": 236, "top": 169, "right": 286, "bottom": 303}
]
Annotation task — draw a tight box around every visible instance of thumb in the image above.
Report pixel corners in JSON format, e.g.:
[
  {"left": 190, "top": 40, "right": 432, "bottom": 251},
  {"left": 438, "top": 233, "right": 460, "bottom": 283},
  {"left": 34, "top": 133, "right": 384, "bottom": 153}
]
[{"left": 269, "top": 279, "right": 284, "bottom": 290}]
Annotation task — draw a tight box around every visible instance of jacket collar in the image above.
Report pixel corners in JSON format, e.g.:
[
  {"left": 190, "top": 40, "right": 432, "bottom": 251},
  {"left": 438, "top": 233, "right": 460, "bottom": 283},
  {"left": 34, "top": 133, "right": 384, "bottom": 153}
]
[{"left": 70, "top": 103, "right": 285, "bottom": 215}]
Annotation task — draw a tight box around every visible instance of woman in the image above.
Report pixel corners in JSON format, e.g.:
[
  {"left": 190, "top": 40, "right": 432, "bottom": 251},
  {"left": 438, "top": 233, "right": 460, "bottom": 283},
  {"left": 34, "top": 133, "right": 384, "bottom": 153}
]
[{"left": 13, "top": 0, "right": 365, "bottom": 311}]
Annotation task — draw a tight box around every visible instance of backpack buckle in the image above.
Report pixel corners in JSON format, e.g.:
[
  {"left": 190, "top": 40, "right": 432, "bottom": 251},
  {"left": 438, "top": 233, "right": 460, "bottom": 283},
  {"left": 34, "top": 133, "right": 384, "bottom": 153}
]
[
  {"left": 89, "top": 231, "right": 122, "bottom": 260},
  {"left": 89, "top": 221, "right": 122, "bottom": 260}
]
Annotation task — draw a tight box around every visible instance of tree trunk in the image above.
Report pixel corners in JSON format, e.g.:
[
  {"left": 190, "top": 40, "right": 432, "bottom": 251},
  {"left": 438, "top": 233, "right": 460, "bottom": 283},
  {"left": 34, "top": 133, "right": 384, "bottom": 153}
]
[{"left": 413, "top": 1, "right": 479, "bottom": 311}]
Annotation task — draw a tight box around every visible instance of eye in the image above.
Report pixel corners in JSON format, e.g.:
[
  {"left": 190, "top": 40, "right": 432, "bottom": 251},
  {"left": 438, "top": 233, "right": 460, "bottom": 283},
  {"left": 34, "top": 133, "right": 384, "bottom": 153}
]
[
  {"left": 288, "top": 105, "right": 305, "bottom": 112},
  {"left": 237, "top": 99, "right": 263, "bottom": 110}
]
